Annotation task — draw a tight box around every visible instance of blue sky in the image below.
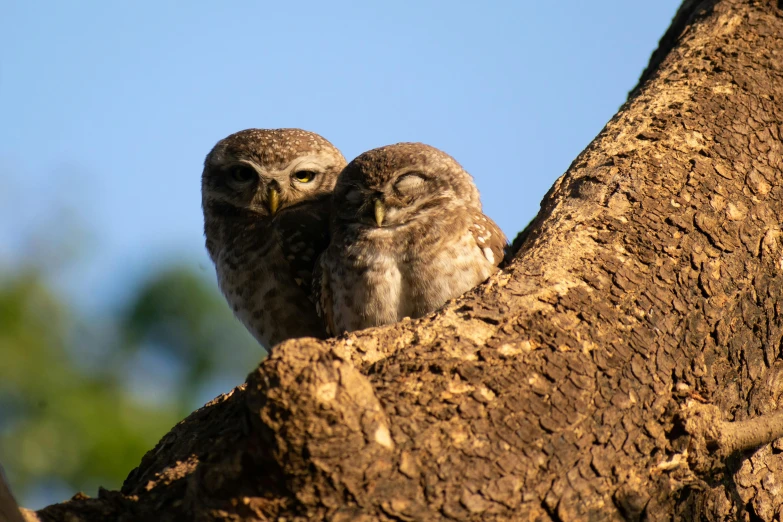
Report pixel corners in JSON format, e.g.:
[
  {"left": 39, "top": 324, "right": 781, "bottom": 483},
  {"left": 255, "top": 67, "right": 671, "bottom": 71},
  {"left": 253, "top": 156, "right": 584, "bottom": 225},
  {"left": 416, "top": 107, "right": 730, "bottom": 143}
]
[{"left": 0, "top": 1, "right": 680, "bottom": 312}]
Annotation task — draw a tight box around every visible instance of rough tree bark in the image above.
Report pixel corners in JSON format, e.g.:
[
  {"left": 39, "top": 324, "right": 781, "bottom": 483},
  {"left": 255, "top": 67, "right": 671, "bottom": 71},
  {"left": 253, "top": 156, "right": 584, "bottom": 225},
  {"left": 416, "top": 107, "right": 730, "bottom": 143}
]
[{"left": 22, "top": 0, "right": 783, "bottom": 520}]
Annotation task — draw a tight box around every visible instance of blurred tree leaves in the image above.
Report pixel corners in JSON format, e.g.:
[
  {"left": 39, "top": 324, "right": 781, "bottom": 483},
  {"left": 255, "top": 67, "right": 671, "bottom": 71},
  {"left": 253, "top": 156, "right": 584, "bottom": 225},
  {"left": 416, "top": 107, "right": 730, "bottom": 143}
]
[
  {"left": 0, "top": 264, "right": 261, "bottom": 508},
  {"left": 121, "top": 268, "right": 261, "bottom": 411}
]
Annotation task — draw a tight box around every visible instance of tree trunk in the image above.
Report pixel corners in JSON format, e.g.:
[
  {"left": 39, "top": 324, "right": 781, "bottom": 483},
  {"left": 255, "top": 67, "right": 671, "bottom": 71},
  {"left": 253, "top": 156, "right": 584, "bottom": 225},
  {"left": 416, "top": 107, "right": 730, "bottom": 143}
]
[
  {"left": 30, "top": 0, "right": 783, "bottom": 520},
  {"left": 1, "top": 471, "right": 24, "bottom": 522}
]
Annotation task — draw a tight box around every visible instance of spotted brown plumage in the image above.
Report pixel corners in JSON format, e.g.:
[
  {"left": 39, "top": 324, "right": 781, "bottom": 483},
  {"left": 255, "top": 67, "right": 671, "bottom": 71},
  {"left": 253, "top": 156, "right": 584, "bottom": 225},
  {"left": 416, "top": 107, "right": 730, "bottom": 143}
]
[
  {"left": 202, "top": 128, "right": 345, "bottom": 350},
  {"left": 315, "top": 142, "right": 507, "bottom": 335}
]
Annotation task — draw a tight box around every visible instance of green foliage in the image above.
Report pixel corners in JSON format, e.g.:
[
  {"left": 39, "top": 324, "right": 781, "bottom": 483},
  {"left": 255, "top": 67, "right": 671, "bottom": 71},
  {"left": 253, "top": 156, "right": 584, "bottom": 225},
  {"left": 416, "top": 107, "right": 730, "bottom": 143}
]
[{"left": 0, "top": 265, "right": 261, "bottom": 508}]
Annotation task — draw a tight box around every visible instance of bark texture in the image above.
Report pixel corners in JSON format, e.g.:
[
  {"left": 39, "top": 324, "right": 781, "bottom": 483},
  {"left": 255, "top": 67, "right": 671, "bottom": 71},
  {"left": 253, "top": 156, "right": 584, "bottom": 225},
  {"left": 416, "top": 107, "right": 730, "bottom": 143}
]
[{"left": 31, "top": 0, "right": 783, "bottom": 520}]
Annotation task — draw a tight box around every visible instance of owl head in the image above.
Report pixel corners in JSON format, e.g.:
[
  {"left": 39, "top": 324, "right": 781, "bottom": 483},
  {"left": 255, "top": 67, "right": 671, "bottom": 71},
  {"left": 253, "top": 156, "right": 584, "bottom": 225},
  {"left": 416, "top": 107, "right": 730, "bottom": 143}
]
[
  {"left": 202, "top": 128, "right": 346, "bottom": 221},
  {"left": 332, "top": 142, "right": 481, "bottom": 230}
]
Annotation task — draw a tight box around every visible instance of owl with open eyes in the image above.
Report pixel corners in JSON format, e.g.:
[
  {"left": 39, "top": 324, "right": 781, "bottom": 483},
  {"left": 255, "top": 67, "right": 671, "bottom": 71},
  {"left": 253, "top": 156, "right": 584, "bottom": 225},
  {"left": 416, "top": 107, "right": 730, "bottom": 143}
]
[
  {"left": 315, "top": 142, "right": 506, "bottom": 335},
  {"left": 202, "top": 128, "right": 346, "bottom": 349}
]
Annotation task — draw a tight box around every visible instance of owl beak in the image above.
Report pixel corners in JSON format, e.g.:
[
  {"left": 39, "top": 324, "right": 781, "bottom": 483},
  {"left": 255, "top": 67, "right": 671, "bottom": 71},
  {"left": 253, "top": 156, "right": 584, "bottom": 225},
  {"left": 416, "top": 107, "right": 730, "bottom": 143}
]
[
  {"left": 374, "top": 199, "right": 385, "bottom": 227},
  {"left": 267, "top": 187, "right": 280, "bottom": 215}
]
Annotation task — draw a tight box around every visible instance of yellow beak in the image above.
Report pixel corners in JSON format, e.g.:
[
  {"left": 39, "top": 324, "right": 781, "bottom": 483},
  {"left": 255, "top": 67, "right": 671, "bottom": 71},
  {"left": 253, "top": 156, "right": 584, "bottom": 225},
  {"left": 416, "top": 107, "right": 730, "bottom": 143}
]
[
  {"left": 374, "top": 199, "right": 385, "bottom": 227},
  {"left": 267, "top": 187, "right": 279, "bottom": 215}
]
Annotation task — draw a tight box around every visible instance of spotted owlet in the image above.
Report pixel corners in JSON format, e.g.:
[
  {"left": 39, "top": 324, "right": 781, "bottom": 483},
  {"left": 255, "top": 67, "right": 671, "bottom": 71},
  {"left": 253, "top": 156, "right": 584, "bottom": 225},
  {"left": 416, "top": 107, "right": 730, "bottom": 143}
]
[
  {"left": 202, "top": 128, "right": 346, "bottom": 349},
  {"left": 315, "top": 142, "right": 506, "bottom": 334}
]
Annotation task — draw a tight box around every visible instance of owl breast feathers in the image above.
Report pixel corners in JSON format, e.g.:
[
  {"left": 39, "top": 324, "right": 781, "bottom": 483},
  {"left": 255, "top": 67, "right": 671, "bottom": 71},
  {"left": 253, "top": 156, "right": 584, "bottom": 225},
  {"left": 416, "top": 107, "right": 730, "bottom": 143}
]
[
  {"left": 201, "top": 128, "right": 346, "bottom": 349},
  {"left": 314, "top": 142, "right": 506, "bottom": 335}
]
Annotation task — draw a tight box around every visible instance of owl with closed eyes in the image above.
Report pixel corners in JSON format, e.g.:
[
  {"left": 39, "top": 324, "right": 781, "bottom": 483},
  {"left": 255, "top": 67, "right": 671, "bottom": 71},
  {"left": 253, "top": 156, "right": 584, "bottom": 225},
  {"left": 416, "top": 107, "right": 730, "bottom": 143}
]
[
  {"left": 202, "top": 128, "right": 346, "bottom": 350},
  {"left": 315, "top": 142, "right": 506, "bottom": 335}
]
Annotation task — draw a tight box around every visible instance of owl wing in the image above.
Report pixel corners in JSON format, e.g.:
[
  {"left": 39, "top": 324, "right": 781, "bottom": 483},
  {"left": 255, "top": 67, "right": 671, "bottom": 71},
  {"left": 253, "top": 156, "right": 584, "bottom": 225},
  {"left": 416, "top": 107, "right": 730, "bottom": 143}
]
[
  {"left": 470, "top": 212, "right": 507, "bottom": 267},
  {"left": 277, "top": 199, "right": 332, "bottom": 298},
  {"left": 311, "top": 253, "right": 336, "bottom": 336}
]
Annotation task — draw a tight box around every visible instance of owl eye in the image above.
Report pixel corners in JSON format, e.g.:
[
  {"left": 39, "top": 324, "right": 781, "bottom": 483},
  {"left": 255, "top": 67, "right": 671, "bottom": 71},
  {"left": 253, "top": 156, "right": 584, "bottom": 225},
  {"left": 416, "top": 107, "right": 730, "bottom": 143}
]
[
  {"left": 229, "top": 165, "right": 257, "bottom": 184},
  {"left": 345, "top": 188, "right": 363, "bottom": 204},
  {"left": 394, "top": 173, "right": 426, "bottom": 193},
  {"left": 293, "top": 170, "right": 317, "bottom": 183}
]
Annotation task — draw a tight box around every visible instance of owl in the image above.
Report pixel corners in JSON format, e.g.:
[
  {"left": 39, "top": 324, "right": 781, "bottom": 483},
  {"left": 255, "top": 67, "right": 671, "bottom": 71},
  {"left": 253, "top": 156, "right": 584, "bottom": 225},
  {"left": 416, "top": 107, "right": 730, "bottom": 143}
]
[
  {"left": 202, "top": 128, "right": 346, "bottom": 349},
  {"left": 315, "top": 142, "right": 506, "bottom": 334}
]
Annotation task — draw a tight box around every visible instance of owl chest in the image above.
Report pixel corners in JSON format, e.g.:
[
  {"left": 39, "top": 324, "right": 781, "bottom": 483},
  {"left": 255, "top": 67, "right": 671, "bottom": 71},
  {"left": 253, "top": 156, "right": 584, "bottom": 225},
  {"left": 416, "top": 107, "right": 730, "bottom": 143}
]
[
  {"left": 215, "top": 239, "right": 319, "bottom": 348},
  {"left": 404, "top": 231, "right": 494, "bottom": 313},
  {"left": 215, "top": 245, "right": 280, "bottom": 344},
  {"left": 339, "top": 230, "right": 491, "bottom": 329},
  {"left": 335, "top": 251, "right": 406, "bottom": 330}
]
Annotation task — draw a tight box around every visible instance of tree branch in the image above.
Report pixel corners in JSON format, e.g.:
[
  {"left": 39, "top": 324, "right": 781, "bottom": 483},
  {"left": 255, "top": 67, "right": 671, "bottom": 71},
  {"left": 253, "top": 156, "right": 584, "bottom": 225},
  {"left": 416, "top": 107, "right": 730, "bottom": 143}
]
[
  {"left": 0, "top": 469, "right": 24, "bottom": 522},
  {"left": 685, "top": 402, "right": 783, "bottom": 471}
]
